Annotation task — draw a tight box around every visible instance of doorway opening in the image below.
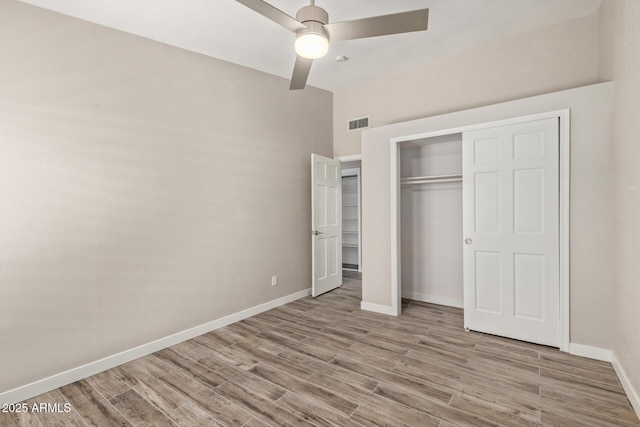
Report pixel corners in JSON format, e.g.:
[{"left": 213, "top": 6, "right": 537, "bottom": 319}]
[
  {"left": 341, "top": 160, "right": 361, "bottom": 279},
  {"left": 400, "top": 134, "right": 463, "bottom": 308}
]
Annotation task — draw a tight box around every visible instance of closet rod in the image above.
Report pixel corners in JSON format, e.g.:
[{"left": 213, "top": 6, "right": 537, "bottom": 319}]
[
  {"left": 401, "top": 174, "right": 462, "bottom": 186},
  {"left": 401, "top": 177, "right": 462, "bottom": 186}
]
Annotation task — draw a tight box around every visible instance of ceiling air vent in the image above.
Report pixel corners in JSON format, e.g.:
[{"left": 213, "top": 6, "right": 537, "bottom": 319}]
[{"left": 348, "top": 116, "right": 369, "bottom": 131}]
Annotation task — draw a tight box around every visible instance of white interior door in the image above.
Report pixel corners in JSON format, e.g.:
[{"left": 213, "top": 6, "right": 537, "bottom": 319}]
[
  {"left": 462, "top": 118, "right": 560, "bottom": 347},
  {"left": 312, "top": 154, "right": 342, "bottom": 297}
]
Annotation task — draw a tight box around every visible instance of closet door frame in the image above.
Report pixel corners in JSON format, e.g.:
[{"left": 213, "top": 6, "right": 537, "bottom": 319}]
[{"left": 389, "top": 109, "right": 570, "bottom": 352}]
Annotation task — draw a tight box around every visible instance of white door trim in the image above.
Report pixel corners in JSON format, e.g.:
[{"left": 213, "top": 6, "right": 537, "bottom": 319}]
[
  {"left": 389, "top": 109, "right": 570, "bottom": 352},
  {"left": 336, "top": 154, "right": 363, "bottom": 162}
]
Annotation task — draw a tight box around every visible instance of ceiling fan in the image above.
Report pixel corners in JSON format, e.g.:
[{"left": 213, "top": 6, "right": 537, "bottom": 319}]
[{"left": 235, "top": 0, "right": 429, "bottom": 90}]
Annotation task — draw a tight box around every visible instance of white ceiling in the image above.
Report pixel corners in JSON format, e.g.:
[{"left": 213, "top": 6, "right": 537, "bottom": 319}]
[{"left": 18, "top": 0, "right": 602, "bottom": 91}]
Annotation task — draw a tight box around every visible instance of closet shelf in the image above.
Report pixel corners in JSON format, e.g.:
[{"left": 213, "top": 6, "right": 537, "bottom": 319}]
[
  {"left": 342, "top": 243, "right": 358, "bottom": 248},
  {"left": 401, "top": 174, "right": 462, "bottom": 186},
  {"left": 342, "top": 231, "right": 358, "bottom": 234}
]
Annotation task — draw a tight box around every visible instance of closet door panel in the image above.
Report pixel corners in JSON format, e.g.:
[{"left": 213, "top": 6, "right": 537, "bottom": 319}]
[
  {"left": 474, "top": 171, "right": 501, "bottom": 233},
  {"left": 514, "top": 168, "right": 544, "bottom": 234},
  {"left": 514, "top": 253, "right": 545, "bottom": 320},
  {"left": 462, "top": 117, "right": 559, "bottom": 347},
  {"left": 474, "top": 251, "right": 502, "bottom": 314}
]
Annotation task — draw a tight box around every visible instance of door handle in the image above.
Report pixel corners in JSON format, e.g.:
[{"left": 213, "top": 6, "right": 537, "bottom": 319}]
[
  {"left": 312, "top": 230, "right": 324, "bottom": 236},
  {"left": 465, "top": 238, "right": 472, "bottom": 245}
]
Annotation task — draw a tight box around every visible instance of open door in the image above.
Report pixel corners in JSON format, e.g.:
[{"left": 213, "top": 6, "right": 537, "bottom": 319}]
[
  {"left": 462, "top": 117, "right": 560, "bottom": 347},
  {"left": 311, "top": 154, "right": 342, "bottom": 297}
]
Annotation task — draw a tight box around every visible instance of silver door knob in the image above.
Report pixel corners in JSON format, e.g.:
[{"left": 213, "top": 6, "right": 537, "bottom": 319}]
[
  {"left": 312, "top": 230, "right": 324, "bottom": 236},
  {"left": 465, "top": 238, "right": 472, "bottom": 245}
]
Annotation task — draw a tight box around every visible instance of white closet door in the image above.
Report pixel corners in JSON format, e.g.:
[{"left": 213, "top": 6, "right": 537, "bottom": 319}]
[
  {"left": 311, "top": 154, "right": 342, "bottom": 297},
  {"left": 462, "top": 118, "right": 559, "bottom": 347}
]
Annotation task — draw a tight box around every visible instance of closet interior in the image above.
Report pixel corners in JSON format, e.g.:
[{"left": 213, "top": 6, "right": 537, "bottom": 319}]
[
  {"left": 341, "top": 161, "right": 361, "bottom": 271},
  {"left": 400, "top": 133, "right": 464, "bottom": 308}
]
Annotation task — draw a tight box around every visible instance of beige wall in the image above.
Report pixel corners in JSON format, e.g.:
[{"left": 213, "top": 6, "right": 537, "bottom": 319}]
[
  {"left": 333, "top": 13, "right": 600, "bottom": 157},
  {"left": 361, "top": 83, "right": 614, "bottom": 350},
  {"left": 0, "top": 0, "right": 332, "bottom": 394},
  {"left": 599, "top": 0, "right": 640, "bottom": 412}
]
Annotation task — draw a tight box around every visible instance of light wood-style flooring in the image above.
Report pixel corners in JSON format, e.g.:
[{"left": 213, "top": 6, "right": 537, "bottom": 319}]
[{"left": 2, "top": 277, "right": 638, "bottom": 426}]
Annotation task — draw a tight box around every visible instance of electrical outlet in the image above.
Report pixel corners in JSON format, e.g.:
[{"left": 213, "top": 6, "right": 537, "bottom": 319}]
[{"left": 271, "top": 276, "right": 277, "bottom": 286}]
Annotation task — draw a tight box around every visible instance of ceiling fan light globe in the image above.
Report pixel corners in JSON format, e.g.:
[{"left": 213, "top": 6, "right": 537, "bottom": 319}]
[{"left": 295, "top": 32, "right": 329, "bottom": 59}]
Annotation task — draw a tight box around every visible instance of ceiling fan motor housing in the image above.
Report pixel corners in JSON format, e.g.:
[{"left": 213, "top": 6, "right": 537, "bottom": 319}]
[
  {"left": 296, "top": 5, "right": 328, "bottom": 25},
  {"left": 296, "top": 5, "right": 329, "bottom": 41}
]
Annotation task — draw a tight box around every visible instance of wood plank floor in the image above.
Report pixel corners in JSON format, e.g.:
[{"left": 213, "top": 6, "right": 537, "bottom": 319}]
[{"left": 2, "top": 277, "right": 638, "bottom": 426}]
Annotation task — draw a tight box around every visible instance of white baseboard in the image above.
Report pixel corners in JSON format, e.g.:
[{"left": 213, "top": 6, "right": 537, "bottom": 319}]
[
  {"left": 568, "top": 343, "right": 612, "bottom": 362},
  {"left": 612, "top": 352, "right": 640, "bottom": 419},
  {"left": 0, "top": 288, "right": 311, "bottom": 405},
  {"left": 360, "top": 301, "right": 397, "bottom": 316},
  {"left": 401, "top": 291, "right": 463, "bottom": 309}
]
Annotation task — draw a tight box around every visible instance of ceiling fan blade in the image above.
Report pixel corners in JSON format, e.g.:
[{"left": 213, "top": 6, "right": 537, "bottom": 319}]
[
  {"left": 290, "top": 55, "right": 313, "bottom": 90},
  {"left": 235, "top": 0, "right": 306, "bottom": 32},
  {"left": 324, "top": 8, "right": 429, "bottom": 42}
]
